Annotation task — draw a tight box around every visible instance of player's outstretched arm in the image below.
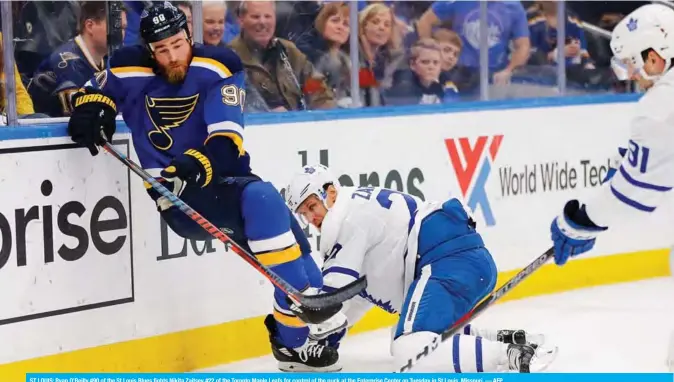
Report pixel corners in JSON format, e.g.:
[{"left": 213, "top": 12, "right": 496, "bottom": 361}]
[{"left": 550, "top": 104, "right": 674, "bottom": 265}]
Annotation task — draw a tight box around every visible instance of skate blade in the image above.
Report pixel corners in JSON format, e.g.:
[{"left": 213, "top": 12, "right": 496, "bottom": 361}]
[
  {"left": 527, "top": 333, "right": 546, "bottom": 348},
  {"left": 309, "top": 320, "right": 348, "bottom": 341},
  {"left": 530, "top": 345, "right": 558, "bottom": 372},
  {"left": 278, "top": 361, "right": 343, "bottom": 373}
]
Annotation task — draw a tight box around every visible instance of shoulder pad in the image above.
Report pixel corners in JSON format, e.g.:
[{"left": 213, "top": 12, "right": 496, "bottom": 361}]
[
  {"left": 192, "top": 44, "right": 243, "bottom": 75},
  {"left": 109, "top": 45, "right": 154, "bottom": 69}
]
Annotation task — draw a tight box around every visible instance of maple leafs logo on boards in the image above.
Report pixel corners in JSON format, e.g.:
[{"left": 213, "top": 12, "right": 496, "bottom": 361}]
[{"left": 444, "top": 135, "right": 503, "bottom": 227}]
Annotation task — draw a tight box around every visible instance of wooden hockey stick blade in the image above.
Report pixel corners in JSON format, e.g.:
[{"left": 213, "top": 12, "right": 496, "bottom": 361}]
[
  {"left": 101, "top": 141, "right": 364, "bottom": 309},
  {"left": 396, "top": 247, "right": 554, "bottom": 373}
]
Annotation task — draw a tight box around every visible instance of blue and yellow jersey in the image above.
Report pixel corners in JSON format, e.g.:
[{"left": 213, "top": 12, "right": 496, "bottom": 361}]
[
  {"left": 86, "top": 43, "right": 249, "bottom": 175},
  {"left": 528, "top": 14, "right": 592, "bottom": 66},
  {"left": 30, "top": 35, "right": 105, "bottom": 117}
]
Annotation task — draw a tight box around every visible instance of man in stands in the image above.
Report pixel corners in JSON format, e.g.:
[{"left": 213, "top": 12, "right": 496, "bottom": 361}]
[
  {"left": 28, "top": 1, "right": 127, "bottom": 117},
  {"left": 228, "top": 0, "right": 335, "bottom": 112}
]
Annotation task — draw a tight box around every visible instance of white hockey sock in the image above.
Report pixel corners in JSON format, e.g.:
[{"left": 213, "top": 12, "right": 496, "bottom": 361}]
[
  {"left": 392, "top": 331, "right": 509, "bottom": 372},
  {"left": 461, "top": 324, "right": 499, "bottom": 341}
]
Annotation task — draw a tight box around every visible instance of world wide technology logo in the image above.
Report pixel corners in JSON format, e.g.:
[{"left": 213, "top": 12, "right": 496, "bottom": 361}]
[{"left": 445, "top": 135, "right": 503, "bottom": 227}]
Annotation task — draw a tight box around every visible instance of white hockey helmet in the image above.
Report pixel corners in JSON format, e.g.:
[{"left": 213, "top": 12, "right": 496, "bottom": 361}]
[
  {"left": 610, "top": 4, "right": 674, "bottom": 82},
  {"left": 286, "top": 164, "right": 340, "bottom": 213}
]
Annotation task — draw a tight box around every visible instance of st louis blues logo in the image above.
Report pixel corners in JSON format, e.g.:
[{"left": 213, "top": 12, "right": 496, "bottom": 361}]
[{"left": 145, "top": 94, "right": 199, "bottom": 151}]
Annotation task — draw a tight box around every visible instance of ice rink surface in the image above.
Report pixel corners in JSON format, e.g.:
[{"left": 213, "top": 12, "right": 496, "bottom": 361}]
[{"left": 202, "top": 277, "right": 674, "bottom": 373}]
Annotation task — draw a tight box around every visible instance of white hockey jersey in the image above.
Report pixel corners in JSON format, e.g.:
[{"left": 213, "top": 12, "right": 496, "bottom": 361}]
[
  {"left": 585, "top": 69, "right": 674, "bottom": 227},
  {"left": 319, "top": 186, "right": 446, "bottom": 324}
]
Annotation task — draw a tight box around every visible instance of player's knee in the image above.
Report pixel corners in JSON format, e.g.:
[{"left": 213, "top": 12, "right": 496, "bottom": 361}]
[{"left": 242, "top": 181, "right": 290, "bottom": 239}]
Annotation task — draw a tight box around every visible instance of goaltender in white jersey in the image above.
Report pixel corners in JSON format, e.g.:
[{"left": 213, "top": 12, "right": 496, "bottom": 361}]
[
  {"left": 286, "top": 165, "right": 555, "bottom": 372},
  {"left": 545, "top": 4, "right": 674, "bottom": 370}
]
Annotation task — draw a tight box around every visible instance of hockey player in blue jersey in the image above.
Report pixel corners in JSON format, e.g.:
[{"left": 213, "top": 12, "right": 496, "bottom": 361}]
[{"left": 65, "top": 2, "right": 340, "bottom": 372}]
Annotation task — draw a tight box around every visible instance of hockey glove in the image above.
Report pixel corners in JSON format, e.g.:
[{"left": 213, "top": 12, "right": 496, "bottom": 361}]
[
  {"left": 160, "top": 148, "right": 215, "bottom": 189},
  {"left": 67, "top": 88, "right": 117, "bottom": 156},
  {"left": 550, "top": 200, "right": 607, "bottom": 266}
]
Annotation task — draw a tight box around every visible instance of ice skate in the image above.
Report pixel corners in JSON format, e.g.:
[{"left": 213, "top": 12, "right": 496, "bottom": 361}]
[{"left": 264, "top": 314, "right": 341, "bottom": 372}]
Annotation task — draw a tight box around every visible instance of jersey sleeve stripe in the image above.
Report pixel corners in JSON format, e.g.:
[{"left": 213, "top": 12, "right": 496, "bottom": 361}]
[
  {"left": 248, "top": 230, "right": 295, "bottom": 253},
  {"left": 322, "top": 266, "right": 359, "bottom": 279},
  {"left": 207, "top": 120, "right": 244, "bottom": 136},
  {"left": 190, "top": 57, "right": 233, "bottom": 79},
  {"left": 255, "top": 244, "right": 301, "bottom": 267},
  {"left": 110, "top": 66, "right": 155, "bottom": 78},
  {"left": 618, "top": 166, "right": 673, "bottom": 191},
  {"left": 610, "top": 184, "right": 656, "bottom": 212}
]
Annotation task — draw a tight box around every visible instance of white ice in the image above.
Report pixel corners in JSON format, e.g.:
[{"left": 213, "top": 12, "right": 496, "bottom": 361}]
[{"left": 201, "top": 277, "right": 674, "bottom": 373}]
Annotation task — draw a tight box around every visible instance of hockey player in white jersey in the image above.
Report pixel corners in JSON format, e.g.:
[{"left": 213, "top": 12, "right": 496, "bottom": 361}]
[
  {"left": 550, "top": 4, "right": 674, "bottom": 266},
  {"left": 286, "top": 165, "right": 554, "bottom": 373},
  {"left": 545, "top": 4, "right": 674, "bottom": 370}
]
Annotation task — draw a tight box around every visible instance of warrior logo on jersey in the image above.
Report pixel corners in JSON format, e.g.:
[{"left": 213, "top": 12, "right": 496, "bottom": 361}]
[
  {"left": 445, "top": 135, "right": 503, "bottom": 227},
  {"left": 145, "top": 94, "right": 199, "bottom": 150}
]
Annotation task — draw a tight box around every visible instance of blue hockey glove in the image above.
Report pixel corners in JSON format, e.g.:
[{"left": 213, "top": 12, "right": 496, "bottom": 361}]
[
  {"left": 550, "top": 200, "right": 607, "bottom": 266},
  {"left": 161, "top": 148, "right": 215, "bottom": 189}
]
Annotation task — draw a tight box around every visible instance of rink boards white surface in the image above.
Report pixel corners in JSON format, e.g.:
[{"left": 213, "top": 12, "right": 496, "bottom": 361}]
[
  {"left": 1, "top": 94, "right": 672, "bottom": 379},
  {"left": 205, "top": 278, "right": 674, "bottom": 373}
]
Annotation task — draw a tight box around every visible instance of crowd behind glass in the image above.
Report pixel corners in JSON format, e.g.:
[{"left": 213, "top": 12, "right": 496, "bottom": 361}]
[{"left": 0, "top": 0, "right": 649, "bottom": 124}]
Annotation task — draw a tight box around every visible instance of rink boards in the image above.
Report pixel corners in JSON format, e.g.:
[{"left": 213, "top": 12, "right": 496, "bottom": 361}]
[{"left": 0, "top": 94, "right": 670, "bottom": 379}]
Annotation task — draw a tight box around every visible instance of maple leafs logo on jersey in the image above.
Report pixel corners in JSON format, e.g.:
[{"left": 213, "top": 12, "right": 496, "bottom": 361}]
[{"left": 145, "top": 94, "right": 199, "bottom": 151}]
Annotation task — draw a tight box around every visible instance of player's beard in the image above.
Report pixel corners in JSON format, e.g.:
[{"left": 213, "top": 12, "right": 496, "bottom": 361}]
[{"left": 162, "top": 52, "right": 192, "bottom": 84}]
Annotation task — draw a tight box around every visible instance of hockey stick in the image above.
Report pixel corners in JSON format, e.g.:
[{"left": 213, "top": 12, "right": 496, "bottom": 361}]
[
  {"left": 101, "top": 141, "right": 367, "bottom": 310},
  {"left": 397, "top": 247, "right": 554, "bottom": 372}
]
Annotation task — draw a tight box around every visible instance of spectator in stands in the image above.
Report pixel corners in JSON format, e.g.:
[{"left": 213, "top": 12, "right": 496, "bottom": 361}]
[
  {"left": 528, "top": 1, "right": 594, "bottom": 69},
  {"left": 0, "top": 33, "right": 42, "bottom": 118},
  {"left": 28, "top": 1, "right": 127, "bottom": 117},
  {"left": 229, "top": 1, "right": 336, "bottom": 112},
  {"left": 384, "top": 38, "right": 458, "bottom": 105},
  {"left": 174, "top": 1, "right": 193, "bottom": 37},
  {"left": 416, "top": 1, "right": 530, "bottom": 92},
  {"left": 203, "top": 1, "right": 226, "bottom": 46},
  {"left": 203, "top": 1, "right": 238, "bottom": 46},
  {"left": 433, "top": 28, "right": 462, "bottom": 89},
  {"left": 527, "top": 1, "right": 615, "bottom": 89},
  {"left": 358, "top": 3, "right": 405, "bottom": 106},
  {"left": 13, "top": 1, "right": 80, "bottom": 78},
  {"left": 296, "top": 2, "right": 353, "bottom": 108}
]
